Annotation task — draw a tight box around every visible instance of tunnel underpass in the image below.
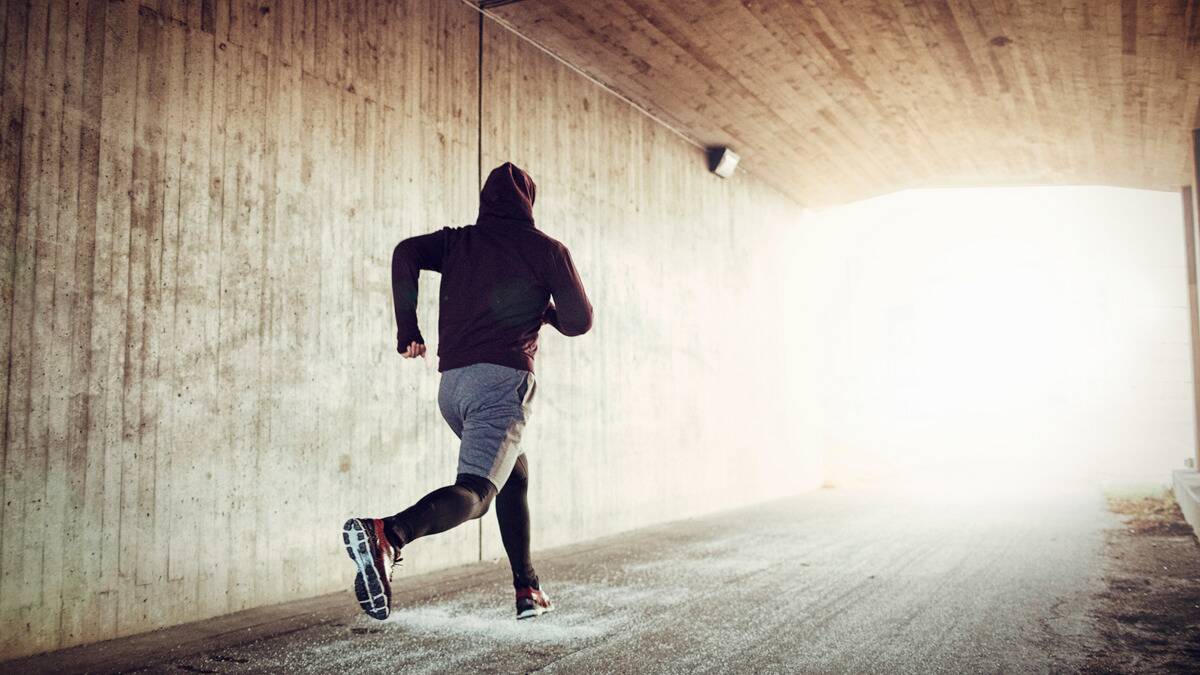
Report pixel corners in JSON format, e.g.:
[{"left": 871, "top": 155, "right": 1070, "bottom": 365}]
[{"left": 2, "top": 0, "right": 1200, "bottom": 672}]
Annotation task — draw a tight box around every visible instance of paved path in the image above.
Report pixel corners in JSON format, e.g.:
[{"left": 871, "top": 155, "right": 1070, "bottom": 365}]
[{"left": 13, "top": 489, "right": 1115, "bottom": 674}]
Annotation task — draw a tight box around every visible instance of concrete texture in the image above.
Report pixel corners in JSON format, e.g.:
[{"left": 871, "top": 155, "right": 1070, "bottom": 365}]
[
  {"left": 7, "top": 489, "right": 1116, "bottom": 674},
  {"left": 1172, "top": 470, "right": 1200, "bottom": 538},
  {"left": 479, "top": 15, "right": 817, "bottom": 561},
  {"left": 483, "top": 0, "right": 1200, "bottom": 206},
  {"left": 0, "top": 0, "right": 812, "bottom": 658}
]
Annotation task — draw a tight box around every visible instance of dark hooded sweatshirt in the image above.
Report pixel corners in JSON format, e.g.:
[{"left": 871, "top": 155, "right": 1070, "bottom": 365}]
[{"left": 391, "top": 163, "right": 593, "bottom": 373}]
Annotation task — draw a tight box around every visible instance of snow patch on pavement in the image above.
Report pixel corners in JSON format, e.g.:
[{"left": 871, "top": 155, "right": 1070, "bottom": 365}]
[{"left": 385, "top": 604, "right": 614, "bottom": 644}]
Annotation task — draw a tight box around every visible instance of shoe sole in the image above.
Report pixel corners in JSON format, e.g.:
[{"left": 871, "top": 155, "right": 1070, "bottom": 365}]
[
  {"left": 342, "top": 518, "right": 390, "bottom": 621},
  {"left": 517, "top": 603, "right": 554, "bottom": 620}
]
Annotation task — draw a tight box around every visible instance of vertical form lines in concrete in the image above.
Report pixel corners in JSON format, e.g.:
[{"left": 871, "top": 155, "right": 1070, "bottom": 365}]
[
  {"left": 1193, "top": 127, "right": 1200, "bottom": 248},
  {"left": 457, "top": 0, "right": 706, "bottom": 155},
  {"left": 1191, "top": 127, "right": 1200, "bottom": 470},
  {"left": 477, "top": 9, "right": 485, "bottom": 563},
  {"left": 1185, "top": 183, "right": 1200, "bottom": 470}
]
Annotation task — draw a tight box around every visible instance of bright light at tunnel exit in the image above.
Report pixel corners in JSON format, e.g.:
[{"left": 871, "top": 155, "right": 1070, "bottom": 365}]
[{"left": 784, "top": 186, "right": 1191, "bottom": 501}]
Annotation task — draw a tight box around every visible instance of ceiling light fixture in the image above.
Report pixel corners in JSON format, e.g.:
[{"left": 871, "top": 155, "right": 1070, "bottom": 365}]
[{"left": 707, "top": 146, "right": 740, "bottom": 179}]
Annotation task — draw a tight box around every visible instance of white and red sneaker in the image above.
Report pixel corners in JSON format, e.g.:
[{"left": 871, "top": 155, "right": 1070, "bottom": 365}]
[
  {"left": 342, "top": 518, "right": 400, "bottom": 620},
  {"left": 515, "top": 587, "right": 553, "bottom": 620}
]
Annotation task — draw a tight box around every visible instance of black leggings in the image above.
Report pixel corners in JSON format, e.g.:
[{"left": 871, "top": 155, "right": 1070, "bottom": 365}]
[{"left": 383, "top": 454, "right": 537, "bottom": 589}]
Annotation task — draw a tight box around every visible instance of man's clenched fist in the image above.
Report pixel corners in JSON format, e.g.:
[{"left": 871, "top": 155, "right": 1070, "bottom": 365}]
[{"left": 401, "top": 341, "right": 427, "bottom": 359}]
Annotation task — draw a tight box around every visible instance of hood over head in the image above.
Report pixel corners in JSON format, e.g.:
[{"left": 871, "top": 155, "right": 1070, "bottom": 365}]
[{"left": 477, "top": 162, "right": 536, "bottom": 228}]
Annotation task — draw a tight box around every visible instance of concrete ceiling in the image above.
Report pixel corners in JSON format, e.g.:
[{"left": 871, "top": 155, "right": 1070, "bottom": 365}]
[{"left": 482, "top": 0, "right": 1200, "bottom": 206}]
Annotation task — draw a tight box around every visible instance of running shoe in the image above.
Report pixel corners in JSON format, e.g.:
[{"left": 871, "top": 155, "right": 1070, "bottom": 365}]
[
  {"left": 515, "top": 586, "right": 554, "bottom": 620},
  {"left": 342, "top": 518, "right": 401, "bottom": 620}
]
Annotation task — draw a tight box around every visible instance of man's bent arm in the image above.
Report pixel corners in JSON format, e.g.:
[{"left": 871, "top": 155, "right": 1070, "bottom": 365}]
[
  {"left": 545, "top": 244, "right": 593, "bottom": 337},
  {"left": 391, "top": 229, "right": 447, "bottom": 352}
]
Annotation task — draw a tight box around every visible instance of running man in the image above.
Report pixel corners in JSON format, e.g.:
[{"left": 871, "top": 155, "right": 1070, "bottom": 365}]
[{"left": 342, "top": 162, "right": 593, "bottom": 621}]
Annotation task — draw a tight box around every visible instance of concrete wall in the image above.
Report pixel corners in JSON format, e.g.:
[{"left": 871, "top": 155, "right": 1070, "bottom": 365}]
[
  {"left": 479, "top": 21, "right": 817, "bottom": 556},
  {"left": 787, "top": 186, "right": 1192, "bottom": 494},
  {"left": 0, "top": 0, "right": 813, "bottom": 659}
]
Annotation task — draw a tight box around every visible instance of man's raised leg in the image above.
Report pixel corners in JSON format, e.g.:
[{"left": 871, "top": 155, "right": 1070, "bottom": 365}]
[
  {"left": 384, "top": 474, "right": 496, "bottom": 549},
  {"left": 343, "top": 474, "right": 495, "bottom": 620}
]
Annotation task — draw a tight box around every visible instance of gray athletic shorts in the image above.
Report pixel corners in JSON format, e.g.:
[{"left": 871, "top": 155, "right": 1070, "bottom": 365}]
[{"left": 438, "top": 362, "right": 536, "bottom": 490}]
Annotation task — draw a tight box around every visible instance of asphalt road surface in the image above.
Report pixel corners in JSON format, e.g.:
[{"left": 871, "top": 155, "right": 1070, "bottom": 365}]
[{"left": 15, "top": 488, "right": 1119, "bottom": 674}]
